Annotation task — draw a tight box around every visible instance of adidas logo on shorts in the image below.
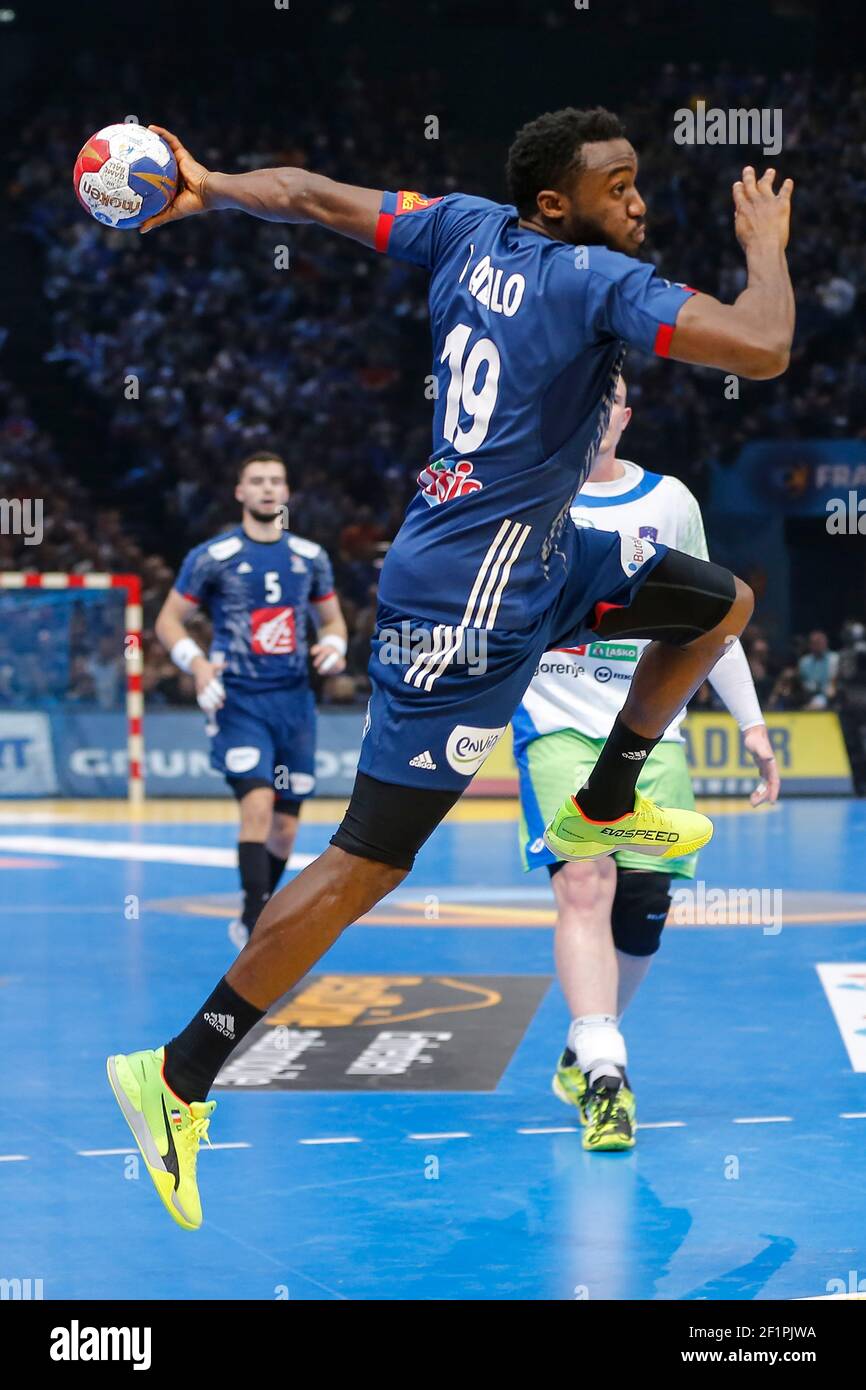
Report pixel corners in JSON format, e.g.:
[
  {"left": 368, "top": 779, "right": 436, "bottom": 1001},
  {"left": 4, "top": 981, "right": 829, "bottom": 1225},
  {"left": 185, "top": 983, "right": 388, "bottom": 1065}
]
[
  {"left": 203, "top": 1012, "right": 235, "bottom": 1038},
  {"left": 409, "top": 749, "right": 437, "bottom": 770}
]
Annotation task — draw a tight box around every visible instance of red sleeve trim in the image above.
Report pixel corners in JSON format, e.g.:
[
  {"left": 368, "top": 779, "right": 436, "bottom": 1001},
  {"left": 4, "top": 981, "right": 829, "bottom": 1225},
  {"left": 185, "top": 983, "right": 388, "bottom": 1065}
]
[
  {"left": 654, "top": 287, "right": 697, "bottom": 356},
  {"left": 653, "top": 323, "right": 676, "bottom": 357},
  {"left": 181, "top": 592, "right": 200, "bottom": 605},
  {"left": 590, "top": 600, "right": 624, "bottom": 629},
  {"left": 312, "top": 590, "right": 335, "bottom": 604},
  {"left": 374, "top": 211, "right": 394, "bottom": 254}
]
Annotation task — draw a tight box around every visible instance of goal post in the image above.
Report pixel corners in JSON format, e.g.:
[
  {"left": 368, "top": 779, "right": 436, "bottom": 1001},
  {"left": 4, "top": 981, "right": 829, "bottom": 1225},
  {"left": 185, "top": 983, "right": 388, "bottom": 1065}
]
[{"left": 0, "top": 572, "right": 144, "bottom": 802}]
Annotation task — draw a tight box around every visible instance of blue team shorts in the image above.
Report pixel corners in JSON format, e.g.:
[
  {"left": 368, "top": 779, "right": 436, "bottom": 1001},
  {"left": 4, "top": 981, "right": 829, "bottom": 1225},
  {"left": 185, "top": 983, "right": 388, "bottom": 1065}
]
[
  {"left": 209, "top": 683, "right": 317, "bottom": 801},
  {"left": 357, "top": 527, "right": 669, "bottom": 793}
]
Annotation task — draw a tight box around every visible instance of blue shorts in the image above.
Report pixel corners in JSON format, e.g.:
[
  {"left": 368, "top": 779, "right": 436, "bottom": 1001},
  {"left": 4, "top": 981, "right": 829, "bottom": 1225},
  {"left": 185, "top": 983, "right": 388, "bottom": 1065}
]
[
  {"left": 358, "top": 527, "right": 668, "bottom": 793},
  {"left": 209, "top": 683, "right": 317, "bottom": 801}
]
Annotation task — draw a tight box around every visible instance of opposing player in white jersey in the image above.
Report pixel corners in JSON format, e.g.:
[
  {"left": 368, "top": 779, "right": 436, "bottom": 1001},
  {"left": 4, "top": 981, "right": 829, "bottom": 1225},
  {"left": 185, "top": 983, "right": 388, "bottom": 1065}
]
[{"left": 513, "top": 375, "right": 780, "bottom": 1150}]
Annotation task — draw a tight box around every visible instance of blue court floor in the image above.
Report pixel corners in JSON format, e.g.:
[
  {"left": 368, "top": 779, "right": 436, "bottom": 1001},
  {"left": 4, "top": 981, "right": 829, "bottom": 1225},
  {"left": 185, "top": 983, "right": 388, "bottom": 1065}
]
[{"left": 1, "top": 796, "right": 865, "bottom": 1301}]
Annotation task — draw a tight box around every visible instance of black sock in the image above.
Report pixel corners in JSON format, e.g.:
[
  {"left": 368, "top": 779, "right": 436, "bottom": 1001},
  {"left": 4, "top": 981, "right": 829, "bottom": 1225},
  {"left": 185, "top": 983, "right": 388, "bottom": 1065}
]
[
  {"left": 267, "top": 850, "right": 288, "bottom": 894},
  {"left": 574, "top": 714, "right": 661, "bottom": 821},
  {"left": 163, "top": 977, "right": 265, "bottom": 1102},
  {"left": 238, "top": 841, "right": 270, "bottom": 929}
]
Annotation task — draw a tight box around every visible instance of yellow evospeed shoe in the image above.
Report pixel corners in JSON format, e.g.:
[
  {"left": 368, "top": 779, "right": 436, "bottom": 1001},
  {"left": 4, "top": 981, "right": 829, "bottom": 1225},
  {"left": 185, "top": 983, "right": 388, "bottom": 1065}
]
[
  {"left": 552, "top": 1050, "right": 589, "bottom": 1123},
  {"left": 544, "top": 788, "right": 713, "bottom": 862},
  {"left": 582, "top": 1076, "right": 637, "bottom": 1152},
  {"left": 106, "top": 1046, "right": 215, "bottom": 1231}
]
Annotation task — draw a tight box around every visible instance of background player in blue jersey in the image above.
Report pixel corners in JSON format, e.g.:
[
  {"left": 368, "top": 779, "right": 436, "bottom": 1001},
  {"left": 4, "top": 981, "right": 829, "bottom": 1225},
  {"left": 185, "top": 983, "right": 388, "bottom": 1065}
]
[
  {"left": 108, "top": 108, "right": 795, "bottom": 1229},
  {"left": 155, "top": 450, "right": 347, "bottom": 950}
]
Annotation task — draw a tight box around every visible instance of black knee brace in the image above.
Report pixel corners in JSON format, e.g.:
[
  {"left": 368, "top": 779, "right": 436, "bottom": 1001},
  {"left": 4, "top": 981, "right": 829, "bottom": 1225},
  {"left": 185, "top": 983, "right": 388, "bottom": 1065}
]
[{"left": 611, "top": 870, "right": 673, "bottom": 957}]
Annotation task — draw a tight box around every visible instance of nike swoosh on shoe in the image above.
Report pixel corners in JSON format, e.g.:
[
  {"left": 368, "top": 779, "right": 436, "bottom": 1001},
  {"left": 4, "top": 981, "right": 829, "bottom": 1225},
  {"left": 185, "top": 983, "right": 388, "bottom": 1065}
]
[{"left": 160, "top": 1096, "right": 181, "bottom": 1188}]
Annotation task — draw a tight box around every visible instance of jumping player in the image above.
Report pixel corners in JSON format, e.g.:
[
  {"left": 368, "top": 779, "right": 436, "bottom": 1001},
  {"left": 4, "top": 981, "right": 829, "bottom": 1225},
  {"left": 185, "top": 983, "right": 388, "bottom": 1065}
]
[
  {"left": 154, "top": 450, "right": 347, "bottom": 950},
  {"left": 106, "top": 107, "right": 794, "bottom": 1229},
  {"left": 514, "top": 374, "right": 780, "bottom": 1150}
]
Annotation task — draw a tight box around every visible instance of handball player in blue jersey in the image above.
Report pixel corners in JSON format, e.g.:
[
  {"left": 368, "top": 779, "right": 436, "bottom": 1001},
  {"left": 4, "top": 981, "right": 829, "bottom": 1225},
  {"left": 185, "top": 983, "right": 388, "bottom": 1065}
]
[
  {"left": 155, "top": 451, "right": 348, "bottom": 951},
  {"left": 107, "top": 108, "right": 794, "bottom": 1229}
]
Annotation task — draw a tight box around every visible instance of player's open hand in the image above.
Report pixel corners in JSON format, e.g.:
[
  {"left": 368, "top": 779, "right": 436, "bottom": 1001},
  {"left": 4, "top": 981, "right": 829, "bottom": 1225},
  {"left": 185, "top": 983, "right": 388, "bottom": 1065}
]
[
  {"left": 140, "top": 126, "right": 211, "bottom": 233},
  {"left": 743, "top": 722, "right": 780, "bottom": 806},
  {"left": 732, "top": 167, "right": 793, "bottom": 254}
]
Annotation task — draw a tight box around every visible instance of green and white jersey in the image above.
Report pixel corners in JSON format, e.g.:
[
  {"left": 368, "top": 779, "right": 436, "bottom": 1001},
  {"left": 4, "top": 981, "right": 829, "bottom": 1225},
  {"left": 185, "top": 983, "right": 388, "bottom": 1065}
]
[{"left": 516, "top": 459, "right": 708, "bottom": 746}]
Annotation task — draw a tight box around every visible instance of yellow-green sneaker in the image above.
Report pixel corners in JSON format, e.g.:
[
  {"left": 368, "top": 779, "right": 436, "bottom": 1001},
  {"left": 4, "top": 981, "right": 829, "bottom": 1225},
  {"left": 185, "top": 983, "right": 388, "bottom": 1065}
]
[
  {"left": 582, "top": 1075, "right": 636, "bottom": 1152},
  {"left": 551, "top": 1050, "right": 589, "bottom": 1123},
  {"left": 544, "top": 788, "right": 713, "bottom": 862},
  {"left": 106, "top": 1046, "right": 215, "bottom": 1231}
]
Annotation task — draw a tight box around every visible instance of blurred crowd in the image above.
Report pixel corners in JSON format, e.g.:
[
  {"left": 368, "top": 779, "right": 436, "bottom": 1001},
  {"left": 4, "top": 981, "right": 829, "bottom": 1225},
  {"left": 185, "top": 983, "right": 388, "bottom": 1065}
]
[
  {"left": 692, "top": 620, "right": 866, "bottom": 719},
  {"left": 1, "top": 54, "right": 865, "bottom": 715}
]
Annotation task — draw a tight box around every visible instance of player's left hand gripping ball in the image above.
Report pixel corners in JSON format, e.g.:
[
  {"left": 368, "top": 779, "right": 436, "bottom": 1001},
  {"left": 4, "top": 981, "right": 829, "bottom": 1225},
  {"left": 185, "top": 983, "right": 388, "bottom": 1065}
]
[{"left": 73, "top": 124, "right": 177, "bottom": 229}]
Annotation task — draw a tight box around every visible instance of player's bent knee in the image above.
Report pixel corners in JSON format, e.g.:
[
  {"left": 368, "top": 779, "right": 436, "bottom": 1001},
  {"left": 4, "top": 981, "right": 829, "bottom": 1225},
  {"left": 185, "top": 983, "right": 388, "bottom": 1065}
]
[
  {"left": 729, "top": 575, "right": 754, "bottom": 631},
  {"left": 549, "top": 856, "right": 617, "bottom": 913},
  {"left": 611, "top": 870, "right": 673, "bottom": 957}
]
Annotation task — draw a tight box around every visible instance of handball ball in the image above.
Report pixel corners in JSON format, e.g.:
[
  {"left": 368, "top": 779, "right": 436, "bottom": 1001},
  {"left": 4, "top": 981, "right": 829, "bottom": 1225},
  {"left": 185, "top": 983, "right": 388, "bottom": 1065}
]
[{"left": 73, "top": 124, "right": 177, "bottom": 229}]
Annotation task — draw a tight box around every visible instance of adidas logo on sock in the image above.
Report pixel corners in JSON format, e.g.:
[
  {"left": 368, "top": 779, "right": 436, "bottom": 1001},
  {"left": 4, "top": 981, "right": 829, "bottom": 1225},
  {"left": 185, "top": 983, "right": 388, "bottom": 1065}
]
[
  {"left": 622, "top": 749, "right": 648, "bottom": 760},
  {"left": 409, "top": 749, "right": 437, "bottom": 770},
  {"left": 204, "top": 1012, "right": 235, "bottom": 1039}
]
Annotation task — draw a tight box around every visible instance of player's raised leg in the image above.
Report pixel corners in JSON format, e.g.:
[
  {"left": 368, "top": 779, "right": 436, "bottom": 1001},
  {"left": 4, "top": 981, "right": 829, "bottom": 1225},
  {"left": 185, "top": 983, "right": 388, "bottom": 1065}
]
[{"left": 545, "top": 550, "right": 754, "bottom": 861}]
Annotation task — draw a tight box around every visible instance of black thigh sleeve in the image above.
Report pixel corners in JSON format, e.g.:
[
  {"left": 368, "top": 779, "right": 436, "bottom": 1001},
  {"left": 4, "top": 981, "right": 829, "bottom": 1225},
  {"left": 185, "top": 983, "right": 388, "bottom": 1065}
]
[
  {"left": 594, "top": 548, "right": 737, "bottom": 648},
  {"left": 331, "top": 771, "right": 465, "bottom": 871},
  {"left": 611, "top": 870, "right": 673, "bottom": 957},
  {"left": 227, "top": 777, "right": 274, "bottom": 801}
]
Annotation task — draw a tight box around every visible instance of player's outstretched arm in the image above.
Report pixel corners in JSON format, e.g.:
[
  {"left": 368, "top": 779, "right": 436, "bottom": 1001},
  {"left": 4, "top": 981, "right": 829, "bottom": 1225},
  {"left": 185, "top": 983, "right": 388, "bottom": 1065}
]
[
  {"left": 667, "top": 167, "right": 794, "bottom": 380},
  {"left": 140, "top": 126, "right": 382, "bottom": 246}
]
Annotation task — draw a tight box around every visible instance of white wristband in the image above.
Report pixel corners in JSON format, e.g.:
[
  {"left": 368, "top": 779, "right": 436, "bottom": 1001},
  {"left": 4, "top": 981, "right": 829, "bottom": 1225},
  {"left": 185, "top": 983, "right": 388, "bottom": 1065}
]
[
  {"left": 171, "top": 637, "right": 206, "bottom": 673},
  {"left": 320, "top": 634, "right": 347, "bottom": 657}
]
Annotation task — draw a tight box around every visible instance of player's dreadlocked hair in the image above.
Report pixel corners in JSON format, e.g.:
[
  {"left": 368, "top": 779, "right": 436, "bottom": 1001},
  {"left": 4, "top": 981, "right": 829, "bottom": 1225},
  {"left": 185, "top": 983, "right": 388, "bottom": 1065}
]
[{"left": 506, "top": 107, "right": 626, "bottom": 217}]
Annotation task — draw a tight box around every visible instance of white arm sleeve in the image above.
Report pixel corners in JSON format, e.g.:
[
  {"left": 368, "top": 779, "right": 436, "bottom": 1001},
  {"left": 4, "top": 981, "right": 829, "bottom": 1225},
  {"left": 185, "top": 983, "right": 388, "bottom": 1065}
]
[
  {"left": 673, "top": 480, "right": 763, "bottom": 731},
  {"left": 708, "top": 639, "right": 764, "bottom": 731}
]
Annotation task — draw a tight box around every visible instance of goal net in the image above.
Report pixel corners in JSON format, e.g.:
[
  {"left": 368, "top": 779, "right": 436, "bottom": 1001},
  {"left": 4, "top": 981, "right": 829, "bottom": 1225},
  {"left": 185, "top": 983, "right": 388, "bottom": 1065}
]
[{"left": 0, "top": 573, "right": 143, "bottom": 801}]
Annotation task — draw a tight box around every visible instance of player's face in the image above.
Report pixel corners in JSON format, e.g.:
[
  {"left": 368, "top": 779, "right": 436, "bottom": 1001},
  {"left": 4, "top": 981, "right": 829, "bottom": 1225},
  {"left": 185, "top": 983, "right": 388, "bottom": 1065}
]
[
  {"left": 598, "top": 376, "right": 631, "bottom": 453},
  {"left": 236, "top": 465, "right": 289, "bottom": 524},
  {"left": 562, "top": 140, "right": 646, "bottom": 255}
]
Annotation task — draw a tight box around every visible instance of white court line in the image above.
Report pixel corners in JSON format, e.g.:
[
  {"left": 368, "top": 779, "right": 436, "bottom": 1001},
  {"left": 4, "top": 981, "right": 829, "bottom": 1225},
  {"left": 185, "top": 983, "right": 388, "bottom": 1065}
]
[
  {"left": 0, "top": 834, "right": 314, "bottom": 871},
  {"left": 79, "top": 1143, "right": 251, "bottom": 1156},
  {"left": 637, "top": 1121, "right": 687, "bottom": 1130},
  {"left": 733, "top": 1115, "right": 793, "bottom": 1124},
  {"left": 407, "top": 1132, "right": 471, "bottom": 1141},
  {"left": 840, "top": 1112, "right": 866, "bottom": 1120},
  {"left": 0, "top": 1154, "right": 29, "bottom": 1162},
  {"left": 298, "top": 1137, "right": 362, "bottom": 1146},
  {"left": 518, "top": 1126, "right": 578, "bottom": 1135}
]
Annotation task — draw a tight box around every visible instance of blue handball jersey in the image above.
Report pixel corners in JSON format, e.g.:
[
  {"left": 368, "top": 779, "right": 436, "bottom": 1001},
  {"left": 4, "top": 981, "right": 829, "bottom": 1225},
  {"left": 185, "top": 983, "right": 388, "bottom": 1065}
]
[
  {"left": 374, "top": 190, "right": 695, "bottom": 631},
  {"left": 174, "top": 527, "right": 335, "bottom": 690}
]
